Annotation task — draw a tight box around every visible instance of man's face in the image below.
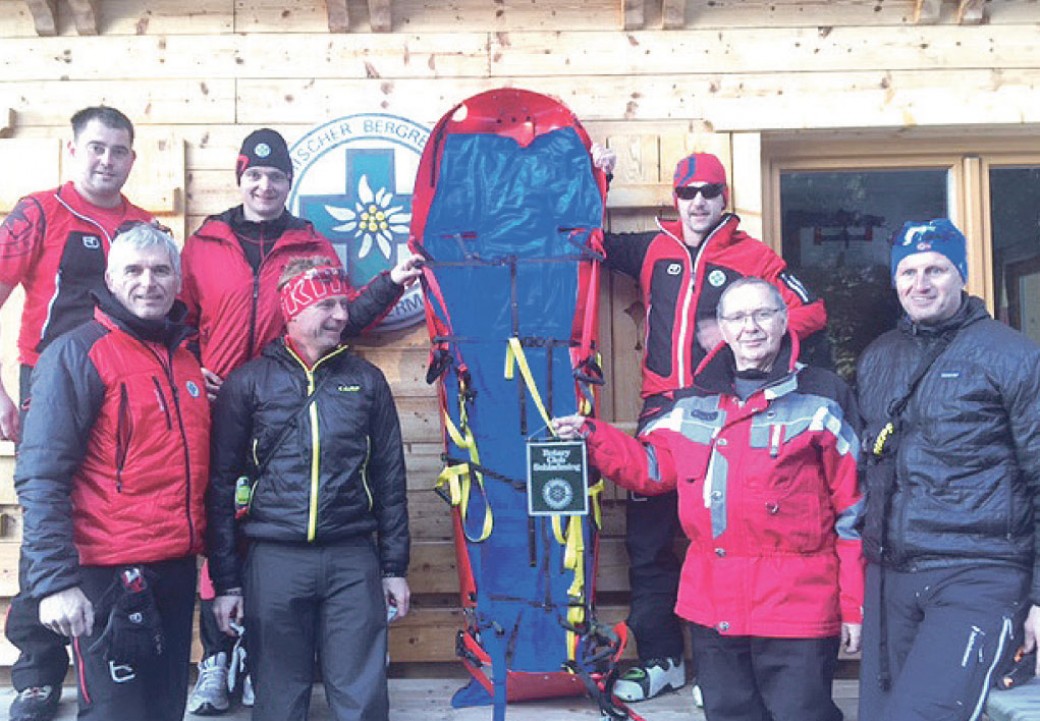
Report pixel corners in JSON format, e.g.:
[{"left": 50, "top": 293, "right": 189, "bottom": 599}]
[
  {"left": 105, "top": 243, "right": 180, "bottom": 321},
  {"left": 68, "top": 119, "right": 135, "bottom": 207},
  {"left": 240, "top": 167, "right": 291, "bottom": 222},
  {"left": 288, "top": 295, "right": 350, "bottom": 359},
  {"left": 717, "top": 284, "right": 788, "bottom": 372},
  {"left": 676, "top": 182, "right": 726, "bottom": 246},
  {"left": 894, "top": 251, "right": 965, "bottom": 325}
]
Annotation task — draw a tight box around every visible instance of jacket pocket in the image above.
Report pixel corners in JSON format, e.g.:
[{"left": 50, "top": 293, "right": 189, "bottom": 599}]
[{"left": 114, "top": 383, "right": 133, "bottom": 492}]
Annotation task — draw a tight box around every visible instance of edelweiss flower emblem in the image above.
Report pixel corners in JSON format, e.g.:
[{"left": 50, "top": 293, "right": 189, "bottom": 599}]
[{"left": 325, "top": 175, "right": 411, "bottom": 260}]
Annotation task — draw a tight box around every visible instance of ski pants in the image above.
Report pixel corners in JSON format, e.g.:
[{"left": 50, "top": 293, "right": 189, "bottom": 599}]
[
  {"left": 244, "top": 538, "right": 389, "bottom": 721},
  {"left": 690, "top": 623, "right": 843, "bottom": 721},
  {"left": 859, "top": 562, "right": 1028, "bottom": 721},
  {"left": 72, "top": 556, "right": 196, "bottom": 721}
]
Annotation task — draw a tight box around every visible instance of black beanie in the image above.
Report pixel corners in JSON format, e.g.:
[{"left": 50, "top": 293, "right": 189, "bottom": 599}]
[{"left": 236, "top": 128, "right": 293, "bottom": 183}]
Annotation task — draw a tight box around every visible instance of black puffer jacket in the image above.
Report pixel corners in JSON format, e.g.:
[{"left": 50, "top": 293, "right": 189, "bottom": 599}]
[
  {"left": 206, "top": 338, "right": 409, "bottom": 594},
  {"left": 857, "top": 296, "right": 1040, "bottom": 600}
]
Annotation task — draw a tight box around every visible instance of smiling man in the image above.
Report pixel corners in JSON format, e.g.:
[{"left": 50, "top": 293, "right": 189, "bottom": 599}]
[
  {"left": 206, "top": 257, "right": 410, "bottom": 721},
  {"left": 553, "top": 277, "right": 863, "bottom": 721},
  {"left": 0, "top": 105, "right": 153, "bottom": 721},
  {"left": 857, "top": 219, "right": 1040, "bottom": 721},
  {"left": 14, "top": 223, "right": 209, "bottom": 721},
  {"left": 589, "top": 148, "right": 829, "bottom": 702}
]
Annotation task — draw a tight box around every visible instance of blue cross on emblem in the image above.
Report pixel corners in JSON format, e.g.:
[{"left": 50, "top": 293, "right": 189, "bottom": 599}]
[{"left": 296, "top": 148, "right": 413, "bottom": 289}]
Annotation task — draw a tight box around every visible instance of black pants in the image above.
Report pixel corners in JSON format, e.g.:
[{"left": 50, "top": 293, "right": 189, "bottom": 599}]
[
  {"left": 244, "top": 538, "right": 389, "bottom": 721},
  {"left": 72, "top": 556, "right": 197, "bottom": 721},
  {"left": 199, "top": 597, "right": 234, "bottom": 658},
  {"left": 859, "top": 562, "right": 1027, "bottom": 721},
  {"left": 6, "top": 364, "right": 69, "bottom": 692},
  {"left": 690, "top": 623, "right": 842, "bottom": 721},
  {"left": 624, "top": 394, "right": 685, "bottom": 661}
]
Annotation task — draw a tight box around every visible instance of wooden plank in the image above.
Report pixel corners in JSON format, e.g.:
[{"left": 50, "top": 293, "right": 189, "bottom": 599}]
[
  {"left": 96, "top": 0, "right": 234, "bottom": 34},
  {"left": 121, "top": 133, "right": 184, "bottom": 216},
  {"left": 661, "top": 0, "right": 685, "bottom": 29},
  {"left": 0, "top": 107, "right": 11, "bottom": 137},
  {"left": 24, "top": 0, "right": 57, "bottom": 36},
  {"left": 622, "top": 0, "right": 645, "bottom": 30},
  {"left": 914, "top": 0, "right": 942, "bottom": 23},
  {"left": 0, "top": 139, "right": 60, "bottom": 212},
  {"left": 369, "top": 0, "right": 392, "bottom": 32},
  {"left": 326, "top": 0, "right": 350, "bottom": 32},
  {"left": 235, "top": 0, "right": 336, "bottom": 33},
  {"left": 0, "top": 79, "right": 236, "bottom": 128},
  {"left": 731, "top": 132, "right": 763, "bottom": 242},
  {"left": 488, "top": 27, "right": 1040, "bottom": 78},
  {"left": 66, "top": 0, "right": 100, "bottom": 35}
]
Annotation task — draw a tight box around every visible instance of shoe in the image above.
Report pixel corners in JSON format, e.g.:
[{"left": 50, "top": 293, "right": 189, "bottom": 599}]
[
  {"left": 9, "top": 686, "right": 61, "bottom": 721},
  {"left": 691, "top": 682, "right": 704, "bottom": 707},
  {"left": 613, "top": 656, "right": 685, "bottom": 702},
  {"left": 188, "top": 652, "right": 230, "bottom": 715},
  {"left": 241, "top": 674, "right": 254, "bottom": 707}
]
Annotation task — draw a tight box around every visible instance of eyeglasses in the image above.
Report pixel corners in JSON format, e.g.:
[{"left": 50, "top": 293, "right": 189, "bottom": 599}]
[
  {"left": 718, "top": 307, "right": 784, "bottom": 325},
  {"left": 675, "top": 183, "right": 725, "bottom": 201}
]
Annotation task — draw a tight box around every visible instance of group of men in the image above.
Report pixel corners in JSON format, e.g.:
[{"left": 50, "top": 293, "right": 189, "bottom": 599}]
[
  {"left": 1, "top": 104, "right": 1038, "bottom": 721},
  {"left": 2, "top": 106, "right": 416, "bottom": 721}
]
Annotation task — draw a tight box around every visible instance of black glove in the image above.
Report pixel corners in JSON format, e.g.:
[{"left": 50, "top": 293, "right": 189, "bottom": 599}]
[{"left": 88, "top": 567, "right": 164, "bottom": 665}]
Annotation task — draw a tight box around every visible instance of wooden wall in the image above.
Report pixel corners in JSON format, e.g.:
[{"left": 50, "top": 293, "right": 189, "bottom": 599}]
[{"left": 1, "top": 0, "right": 1039, "bottom": 666}]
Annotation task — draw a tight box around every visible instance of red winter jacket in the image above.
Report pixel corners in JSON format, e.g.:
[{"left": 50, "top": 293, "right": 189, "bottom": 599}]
[
  {"left": 583, "top": 337, "right": 864, "bottom": 638},
  {"left": 181, "top": 208, "right": 403, "bottom": 379},
  {"left": 14, "top": 296, "right": 210, "bottom": 599},
  {"left": 0, "top": 182, "right": 152, "bottom": 366},
  {"left": 604, "top": 214, "right": 827, "bottom": 399}
]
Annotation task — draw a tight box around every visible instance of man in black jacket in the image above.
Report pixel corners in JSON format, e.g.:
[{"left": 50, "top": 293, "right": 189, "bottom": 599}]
[
  {"left": 206, "top": 256, "right": 409, "bottom": 721},
  {"left": 857, "top": 219, "right": 1040, "bottom": 721}
]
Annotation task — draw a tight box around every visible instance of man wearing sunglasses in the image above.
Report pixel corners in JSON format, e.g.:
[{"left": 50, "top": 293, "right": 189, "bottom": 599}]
[
  {"left": 591, "top": 148, "right": 828, "bottom": 703},
  {"left": 0, "top": 105, "right": 153, "bottom": 721}
]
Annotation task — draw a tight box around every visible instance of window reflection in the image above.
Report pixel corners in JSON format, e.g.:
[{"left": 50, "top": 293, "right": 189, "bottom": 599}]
[{"left": 990, "top": 166, "right": 1040, "bottom": 343}]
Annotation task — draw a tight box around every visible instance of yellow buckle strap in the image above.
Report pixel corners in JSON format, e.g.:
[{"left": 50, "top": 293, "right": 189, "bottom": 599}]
[{"left": 504, "top": 337, "right": 558, "bottom": 438}]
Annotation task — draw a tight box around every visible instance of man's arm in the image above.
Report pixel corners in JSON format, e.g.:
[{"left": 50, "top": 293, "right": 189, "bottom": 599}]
[
  {"left": 14, "top": 332, "right": 104, "bottom": 605},
  {"left": 366, "top": 370, "right": 410, "bottom": 578}
]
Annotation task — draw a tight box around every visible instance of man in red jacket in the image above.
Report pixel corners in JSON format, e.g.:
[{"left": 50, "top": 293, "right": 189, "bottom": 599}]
[
  {"left": 14, "top": 223, "right": 210, "bottom": 721},
  {"left": 592, "top": 147, "right": 829, "bottom": 702},
  {"left": 0, "top": 105, "right": 153, "bottom": 721},
  {"left": 181, "top": 128, "right": 420, "bottom": 715}
]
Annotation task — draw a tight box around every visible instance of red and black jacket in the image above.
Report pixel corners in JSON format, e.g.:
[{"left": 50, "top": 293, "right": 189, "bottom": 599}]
[
  {"left": 180, "top": 207, "right": 402, "bottom": 379},
  {"left": 14, "top": 292, "right": 210, "bottom": 600},
  {"left": 0, "top": 182, "right": 152, "bottom": 367},
  {"left": 604, "top": 214, "right": 827, "bottom": 400}
]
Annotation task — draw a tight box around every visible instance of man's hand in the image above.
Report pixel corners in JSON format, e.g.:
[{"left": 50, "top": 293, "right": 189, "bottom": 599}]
[
  {"left": 552, "top": 414, "right": 588, "bottom": 440},
  {"left": 39, "top": 586, "right": 94, "bottom": 638},
  {"left": 1022, "top": 604, "right": 1040, "bottom": 675},
  {"left": 591, "top": 143, "right": 617, "bottom": 176},
  {"left": 383, "top": 576, "right": 411, "bottom": 621},
  {"left": 390, "top": 254, "right": 424, "bottom": 287},
  {"left": 201, "top": 368, "right": 224, "bottom": 402},
  {"left": 0, "top": 383, "right": 20, "bottom": 443},
  {"left": 213, "top": 593, "right": 245, "bottom": 636},
  {"left": 842, "top": 622, "right": 862, "bottom": 655}
]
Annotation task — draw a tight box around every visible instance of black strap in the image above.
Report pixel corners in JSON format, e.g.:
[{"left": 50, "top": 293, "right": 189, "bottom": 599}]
[
  {"left": 253, "top": 372, "right": 334, "bottom": 478},
  {"left": 886, "top": 332, "right": 955, "bottom": 421}
]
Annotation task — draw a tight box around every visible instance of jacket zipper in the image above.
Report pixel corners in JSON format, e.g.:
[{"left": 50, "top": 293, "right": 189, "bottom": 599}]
[
  {"left": 152, "top": 377, "right": 172, "bottom": 430},
  {"left": 360, "top": 436, "right": 374, "bottom": 510},
  {"left": 115, "top": 382, "right": 131, "bottom": 492}
]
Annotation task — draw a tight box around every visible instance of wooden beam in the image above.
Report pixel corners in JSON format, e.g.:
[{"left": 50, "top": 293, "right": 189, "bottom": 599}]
[
  {"left": 957, "top": 0, "right": 986, "bottom": 24},
  {"left": 662, "top": 0, "right": 685, "bottom": 29},
  {"left": 24, "top": 0, "right": 57, "bottom": 36},
  {"left": 368, "top": 0, "right": 391, "bottom": 32},
  {"left": 913, "top": 0, "right": 941, "bottom": 23},
  {"left": 622, "top": 0, "right": 645, "bottom": 30},
  {"left": 326, "top": 0, "right": 349, "bottom": 32},
  {"left": 66, "top": 0, "right": 100, "bottom": 35}
]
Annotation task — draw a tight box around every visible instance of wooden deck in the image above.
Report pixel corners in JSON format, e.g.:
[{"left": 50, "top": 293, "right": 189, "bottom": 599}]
[{"left": 1, "top": 678, "right": 863, "bottom": 720}]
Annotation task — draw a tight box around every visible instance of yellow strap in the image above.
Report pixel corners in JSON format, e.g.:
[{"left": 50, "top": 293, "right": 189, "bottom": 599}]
[
  {"left": 588, "top": 480, "right": 604, "bottom": 529},
  {"left": 504, "top": 337, "right": 558, "bottom": 438},
  {"left": 436, "top": 387, "right": 493, "bottom": 543}
]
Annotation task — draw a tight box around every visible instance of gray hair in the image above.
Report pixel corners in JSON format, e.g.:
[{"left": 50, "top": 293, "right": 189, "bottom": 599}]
[
  {"left": 109, "top": 222, "right": 181, "bottom": 277},
  {"left": 716, "top": 277, "right": 788, "bottom": 322}
]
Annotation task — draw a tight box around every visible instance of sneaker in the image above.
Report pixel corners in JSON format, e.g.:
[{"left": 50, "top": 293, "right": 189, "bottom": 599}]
[
  {"left": 10, "top": 686, "right": 61, "bottom": 721},
  {"left": 188, "top": 652, "right": 230, "bottom": 715},
  {"left": 241, "top": 674, "right": 255, "bottom": 707},
  {"left": 691, "top": 681, "right": 704, "bottom": 707},
  {"left": 613, "top": 656, "right": 685, "bottom": 702}
]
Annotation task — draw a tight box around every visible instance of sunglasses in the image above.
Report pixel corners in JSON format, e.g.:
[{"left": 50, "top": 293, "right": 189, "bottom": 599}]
[
  {"left": 114, "top": 219, "right": 174, "bottom": 237},
  {"left": 675, "top": 183, "right": 725, "bottom": 201},
  {"left": 300, "top": 267, "right": 349, "bottom": 283}
]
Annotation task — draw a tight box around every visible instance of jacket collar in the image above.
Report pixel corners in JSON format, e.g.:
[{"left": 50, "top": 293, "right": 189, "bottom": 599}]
[
  {"left": 897, "top": 293, "right": 988, "bottom": 339},
  {"left": 655, "top": 213, "right": 742, "bottom": 250},
  {"left": 692, "top": 331, "right": 801, "bottom": 399},
  {"left": 92, "top": 289, "right": 192, "bottom": 350}
]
